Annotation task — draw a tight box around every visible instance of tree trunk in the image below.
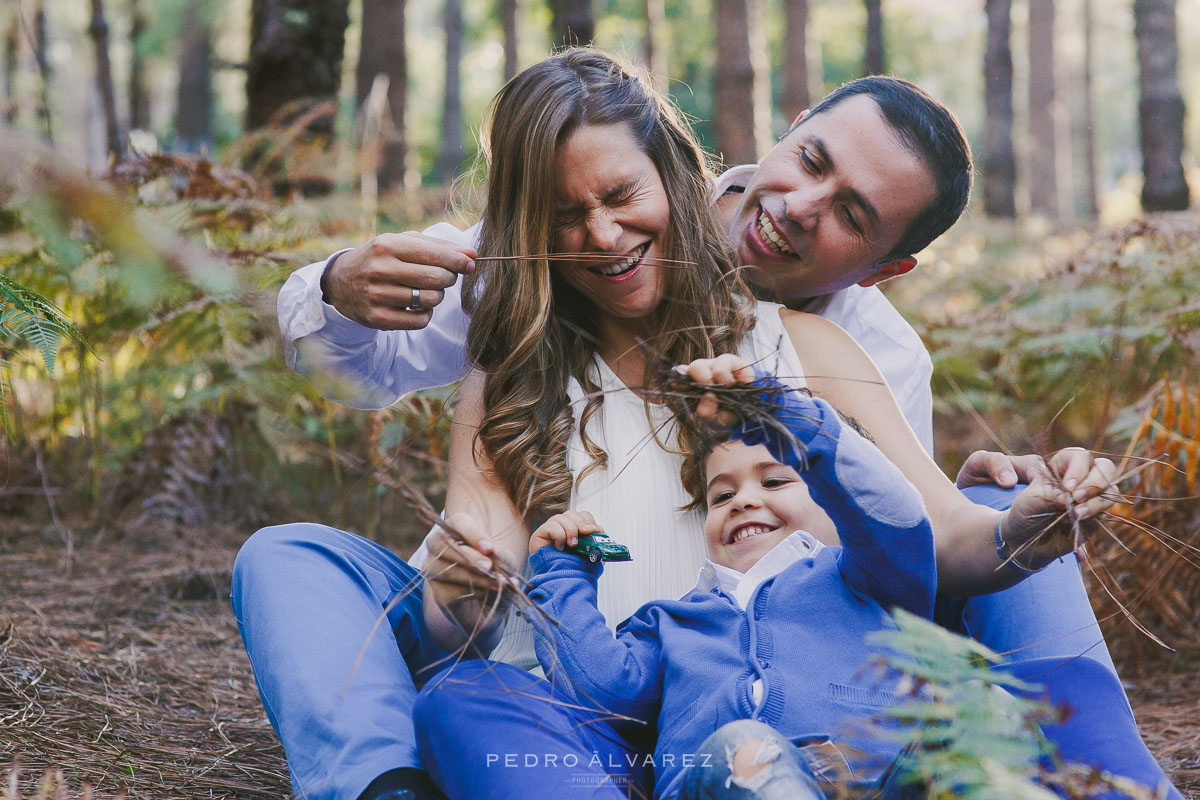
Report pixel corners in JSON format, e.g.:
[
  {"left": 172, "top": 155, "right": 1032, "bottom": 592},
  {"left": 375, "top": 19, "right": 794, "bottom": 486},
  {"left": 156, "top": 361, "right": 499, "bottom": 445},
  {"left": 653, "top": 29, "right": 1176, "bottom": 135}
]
[
  {"left": 1080, "top": 0, "right": 1098, "bottom": 218},
  {"left": 129, "top": 0, "right": 150, "bottom": 131},
  {"left": 502, "top": 0, "right": 519, "bottom": 81},
  {"left": 4, "top": 15, "right": 17, "bottom": 125},
  {"left": 782, "top": 0, "right": 812, "bottom": 114},
  {"left": 1134, "top": 0, "right": 1190, "bottom": 211},
  {"left": 642, "top": 0, "right": 666, "bottom": 85},
  {"left": 864, "top": 0, "right": 884, "bottom": 75},
  {"left": 1028, "top": 0, "right": 1064, "bottom": 221},
  {"left": 174, "top": 1, "right": 213, "bottom": 154},
  {"left": 357, "top": 0, "right": 407, "bottom": 192},
  {"left": 436, "top": 0, "right": 465, "bottom": 183},
  {"left": 88, "top": 0, "right": 124, "bottom": 163},
  {"left": 550, "top": 0, "right": 594, "bottom": 47},
  {"left": 34, "top": 0, "right": 53, "bottom": 143},
  {"left": 245, "top": 0, "right": 349, "bottom": 134},
  {"left": 983, "top": 0, "right": 1016, "bottom": 218},
  {"left": 713, "top": 0, "right": 770, "bottom": 166}
]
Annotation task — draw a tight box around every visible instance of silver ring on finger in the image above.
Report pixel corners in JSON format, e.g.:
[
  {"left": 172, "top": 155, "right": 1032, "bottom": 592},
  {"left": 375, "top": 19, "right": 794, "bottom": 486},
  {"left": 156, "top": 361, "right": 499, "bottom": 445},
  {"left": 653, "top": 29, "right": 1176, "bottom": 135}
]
[{"left": 407, "top": 286, "right": 424, "bottom": 311}]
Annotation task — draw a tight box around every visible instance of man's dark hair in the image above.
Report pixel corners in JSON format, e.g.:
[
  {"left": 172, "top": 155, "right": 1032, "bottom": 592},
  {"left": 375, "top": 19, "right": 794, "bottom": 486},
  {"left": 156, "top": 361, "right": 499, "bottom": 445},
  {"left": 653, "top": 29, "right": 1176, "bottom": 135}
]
[{"left": 806, "top": 76, "right": 973, "bottom": 263}]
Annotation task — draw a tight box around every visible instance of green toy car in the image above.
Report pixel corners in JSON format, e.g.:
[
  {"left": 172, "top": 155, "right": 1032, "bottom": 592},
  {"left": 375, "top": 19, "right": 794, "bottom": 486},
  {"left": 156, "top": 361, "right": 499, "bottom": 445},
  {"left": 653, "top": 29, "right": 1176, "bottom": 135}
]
[{"left": 568, "top": 532, "right": 632, "bottom": 564}]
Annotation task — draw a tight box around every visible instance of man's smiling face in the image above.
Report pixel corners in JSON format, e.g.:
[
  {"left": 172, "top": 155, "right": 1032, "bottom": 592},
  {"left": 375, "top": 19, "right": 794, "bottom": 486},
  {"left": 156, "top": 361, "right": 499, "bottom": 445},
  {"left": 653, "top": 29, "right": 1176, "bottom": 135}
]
[{"left": 727, "top": 95, "right": 937, "bottom": 303}]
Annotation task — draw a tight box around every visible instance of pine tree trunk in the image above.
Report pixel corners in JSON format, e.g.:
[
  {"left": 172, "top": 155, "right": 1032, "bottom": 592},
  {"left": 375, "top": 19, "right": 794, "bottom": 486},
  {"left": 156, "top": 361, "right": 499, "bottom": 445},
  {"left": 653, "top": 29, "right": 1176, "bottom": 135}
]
[
  {"left": 550, "top": 0, "right": 594, "bottom": 47},
  {"left": 713, "top": 0, "right": 770, "bottom": 166},
  {"left": 1028, "top": 0, "right": 1063, "bottom": 220},
  {"left": 864, "top": 0, "right": 884, "bottom": 75},
  {"left": 782, "top": 0, "right": 811, "bottom": 114},
  {"left": 88, "top": 0, "right": 124, "bottom": 162},
  {"left": 1134, "top": 0, "right": 1190, "bottom": 211},
  {"left": 174, "top": 1, "right": 213, "bottom": 154},
  {"left": 129, "top": 0, "right": 150, "bottom": 131},
  {"left": 1081, "top": 0, "right": 1098, "bottom": 218},
  {"left": 245, "top": 0, "right": 349, "bottom": 135},
  {"left": 502, "top": 0, "right": 519, "bottom": 81},
  {"left": 34, "top": 0, "right": 53, "bottom": 143},
  {"left": 4, "top": 16, "right": 17, "bottom": 125},
  {"left": 642, "top": 0, "right": 666, "bottom": 85},
  {"left": 357, "top": 0, "right": 407, "bottom": 191},
  {"left": 436, "top": 0, "right": 465, "bottom": 183},
  {"left": 983, "top": 0, "right": 1016, "bottom": 218}
]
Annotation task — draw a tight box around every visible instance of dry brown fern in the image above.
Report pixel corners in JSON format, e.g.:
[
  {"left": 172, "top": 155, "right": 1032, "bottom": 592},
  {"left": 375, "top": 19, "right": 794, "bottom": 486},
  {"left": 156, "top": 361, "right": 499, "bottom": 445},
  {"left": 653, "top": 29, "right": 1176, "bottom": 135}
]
[{"left": 1089, "top": 375, "right": 1200, "bottom": 673}]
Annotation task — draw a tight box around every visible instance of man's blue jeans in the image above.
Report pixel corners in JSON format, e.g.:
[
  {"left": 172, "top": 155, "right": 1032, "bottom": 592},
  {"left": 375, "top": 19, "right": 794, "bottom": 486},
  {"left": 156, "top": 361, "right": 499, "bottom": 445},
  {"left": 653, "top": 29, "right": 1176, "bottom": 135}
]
[{"left": 950, "top": 484, "right": 1120, "bottom": 680}]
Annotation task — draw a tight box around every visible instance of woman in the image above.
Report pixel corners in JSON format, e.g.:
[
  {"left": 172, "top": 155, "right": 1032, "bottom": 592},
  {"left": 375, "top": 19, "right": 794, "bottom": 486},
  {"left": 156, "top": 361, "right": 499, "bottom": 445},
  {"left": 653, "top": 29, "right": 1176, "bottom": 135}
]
[{"left": 411, "top": 49, "right": 1167, "bottom": 800}]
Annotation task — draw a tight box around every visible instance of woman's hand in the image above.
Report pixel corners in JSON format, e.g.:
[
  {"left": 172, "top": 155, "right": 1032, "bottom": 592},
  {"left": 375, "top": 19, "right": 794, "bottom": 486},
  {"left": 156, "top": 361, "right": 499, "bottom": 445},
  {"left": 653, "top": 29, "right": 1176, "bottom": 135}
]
[
  {"left": 999, "top": 447, "right": 1118, "bottom": 570},
  {"left": 530, "top": 510, "right": 603, "bottom": 555},
  {"left": 675, "top": 354, "right": 756, "bottom": 428},
  {"left": 423, "top": 511, "right": 518, "bottom": 633}
]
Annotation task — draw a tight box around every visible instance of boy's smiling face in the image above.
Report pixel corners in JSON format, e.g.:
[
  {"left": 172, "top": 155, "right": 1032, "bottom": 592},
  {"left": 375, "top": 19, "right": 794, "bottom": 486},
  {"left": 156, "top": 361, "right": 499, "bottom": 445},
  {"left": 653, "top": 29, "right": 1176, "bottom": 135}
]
[{"left": 703, "top": 441, "right": 837, "bottom": 573}]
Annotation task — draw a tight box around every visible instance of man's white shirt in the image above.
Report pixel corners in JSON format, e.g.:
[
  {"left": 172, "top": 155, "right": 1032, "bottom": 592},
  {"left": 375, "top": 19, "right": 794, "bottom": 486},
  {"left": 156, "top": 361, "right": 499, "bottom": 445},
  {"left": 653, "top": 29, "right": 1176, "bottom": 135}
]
[{"left": 276, "top": 168, "right": 934, "bottom": 454}]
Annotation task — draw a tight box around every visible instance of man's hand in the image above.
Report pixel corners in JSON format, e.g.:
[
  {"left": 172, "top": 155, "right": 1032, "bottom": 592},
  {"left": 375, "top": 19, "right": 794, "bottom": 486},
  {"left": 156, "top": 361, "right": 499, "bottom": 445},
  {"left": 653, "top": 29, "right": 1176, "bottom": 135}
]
[
  {"left": 955, "top": 450, "right": 1047, "bottom": 489},
  {"left": 322, "top": 231, "right": 477, "bottom": 331},
  {"left": 1000, "top": 447, "right": 1118, "bottom": 570}
]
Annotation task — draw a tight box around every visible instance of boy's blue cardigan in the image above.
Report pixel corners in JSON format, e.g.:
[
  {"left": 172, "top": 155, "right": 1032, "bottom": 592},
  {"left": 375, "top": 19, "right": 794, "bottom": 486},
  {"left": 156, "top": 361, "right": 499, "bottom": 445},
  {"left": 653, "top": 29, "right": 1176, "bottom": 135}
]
[{"left": 527, "top": 382, "right": 937, "bottom": 799}]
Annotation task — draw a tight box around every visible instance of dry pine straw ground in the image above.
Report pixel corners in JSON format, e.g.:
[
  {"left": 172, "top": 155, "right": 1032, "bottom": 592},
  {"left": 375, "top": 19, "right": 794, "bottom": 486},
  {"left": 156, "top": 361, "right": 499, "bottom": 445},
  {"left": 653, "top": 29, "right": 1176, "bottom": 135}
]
[{"left": 0, "top": 526, "right": 1197, "bottom": 800}]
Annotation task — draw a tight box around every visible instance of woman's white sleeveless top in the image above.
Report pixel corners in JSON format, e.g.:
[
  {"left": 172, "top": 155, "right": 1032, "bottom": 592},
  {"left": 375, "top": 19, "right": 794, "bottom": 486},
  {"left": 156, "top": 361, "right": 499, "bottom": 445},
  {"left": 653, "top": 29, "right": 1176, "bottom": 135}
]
[{"left": 488, "top": 300, "right": 806, "bottom": 669}]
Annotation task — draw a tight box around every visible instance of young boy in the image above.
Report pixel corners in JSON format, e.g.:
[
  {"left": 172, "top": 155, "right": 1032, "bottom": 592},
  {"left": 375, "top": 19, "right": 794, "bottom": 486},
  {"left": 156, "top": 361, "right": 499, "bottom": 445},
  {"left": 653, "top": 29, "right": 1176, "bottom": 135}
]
[
  {"left": 525, "top": 373, "right": 1164, "bottom": 800},
  {"left": 526, "top": 378, "right": 942, "bottom": 799}
]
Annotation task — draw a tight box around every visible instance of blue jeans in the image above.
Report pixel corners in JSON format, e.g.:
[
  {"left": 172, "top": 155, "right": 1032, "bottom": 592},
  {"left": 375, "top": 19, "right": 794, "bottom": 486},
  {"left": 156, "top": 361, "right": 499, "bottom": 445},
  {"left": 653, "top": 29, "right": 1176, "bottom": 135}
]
[
  {"left": 231, "top": 485, "right": 1150, "bottom": 799},
  {"left": 679, "top": 720, "right": 921, "bottom": 800},
  {"left": 1004, "top": 657, "right": 1184, "bottom": 800},
  {"left": 679, "top": 660, "right": 1182, "bottom": 800},
  {"left": 949, "top": 484, "right": 1121, "bottom": 681},
  {"left": 231, "top": 523, "right": 450, "bottom": 800},
  {"left": 413, "top": 660, "right": 653, "bottom": 800}
]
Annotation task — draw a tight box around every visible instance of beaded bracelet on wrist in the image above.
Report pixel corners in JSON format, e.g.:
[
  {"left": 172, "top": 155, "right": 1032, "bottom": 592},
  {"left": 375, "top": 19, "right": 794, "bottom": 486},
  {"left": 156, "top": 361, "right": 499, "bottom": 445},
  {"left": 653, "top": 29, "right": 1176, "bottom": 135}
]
[{"left": 993, "top": 516, "right": 1037, "bottom": 575}]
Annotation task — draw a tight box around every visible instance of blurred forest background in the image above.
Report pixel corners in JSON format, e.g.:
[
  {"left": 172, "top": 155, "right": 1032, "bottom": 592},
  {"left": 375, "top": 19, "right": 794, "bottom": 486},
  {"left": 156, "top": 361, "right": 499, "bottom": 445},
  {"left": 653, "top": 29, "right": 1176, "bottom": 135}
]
[{"left": 1, "top": 0, "right": 1199, "bottom": 798}]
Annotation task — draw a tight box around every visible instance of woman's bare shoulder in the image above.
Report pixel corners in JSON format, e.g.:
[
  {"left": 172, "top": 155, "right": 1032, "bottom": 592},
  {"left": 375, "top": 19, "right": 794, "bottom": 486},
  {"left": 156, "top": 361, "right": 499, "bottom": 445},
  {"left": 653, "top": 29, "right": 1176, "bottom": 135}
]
[{"left": 778, "top": 307, "right": 860, "bottom": 350}]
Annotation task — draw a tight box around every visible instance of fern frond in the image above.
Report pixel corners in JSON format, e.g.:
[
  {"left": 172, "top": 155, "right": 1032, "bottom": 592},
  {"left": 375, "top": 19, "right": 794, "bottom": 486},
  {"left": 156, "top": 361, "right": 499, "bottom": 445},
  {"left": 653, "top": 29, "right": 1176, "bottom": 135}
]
[{"left": 0, "top": 272, "right": 94, "bottom": 375}]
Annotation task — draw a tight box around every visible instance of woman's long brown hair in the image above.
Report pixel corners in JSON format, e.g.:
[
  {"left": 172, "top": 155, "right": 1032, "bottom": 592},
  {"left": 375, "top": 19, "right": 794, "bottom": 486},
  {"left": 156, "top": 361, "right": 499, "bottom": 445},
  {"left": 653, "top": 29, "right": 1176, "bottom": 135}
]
[{"left": 464, "top": 47, "right": 754, "bottom": 523}]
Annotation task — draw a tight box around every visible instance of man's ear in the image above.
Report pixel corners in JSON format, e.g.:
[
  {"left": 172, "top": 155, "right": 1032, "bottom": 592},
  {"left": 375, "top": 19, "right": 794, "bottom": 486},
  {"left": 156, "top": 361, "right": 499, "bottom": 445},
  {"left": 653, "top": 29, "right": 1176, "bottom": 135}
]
[
  {"left": 788, "top": 109, "right": 810, "bottom": 129},
  {"left": 857, "top": 257, "right": 917, "bottom": 288}
]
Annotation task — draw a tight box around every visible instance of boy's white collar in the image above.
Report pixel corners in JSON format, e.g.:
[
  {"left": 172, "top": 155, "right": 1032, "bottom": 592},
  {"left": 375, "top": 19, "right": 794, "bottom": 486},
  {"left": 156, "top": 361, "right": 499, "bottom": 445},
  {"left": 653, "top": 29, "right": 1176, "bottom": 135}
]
[{"left": 694, "top": 530, "right": 825, "bottom": 604}]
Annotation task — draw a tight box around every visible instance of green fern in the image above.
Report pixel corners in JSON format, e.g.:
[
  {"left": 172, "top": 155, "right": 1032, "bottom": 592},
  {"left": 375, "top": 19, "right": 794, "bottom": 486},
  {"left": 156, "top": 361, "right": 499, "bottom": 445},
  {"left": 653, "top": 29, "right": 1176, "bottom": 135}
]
[
  {"left": 0, "top": 272, "right": 93, "bottom": 438},
  {"left": 0, "top": 272, "right": 93, "bottom": 375},
  {"left": 869, "top": 610, "right": 1158, "bottom": 800}
]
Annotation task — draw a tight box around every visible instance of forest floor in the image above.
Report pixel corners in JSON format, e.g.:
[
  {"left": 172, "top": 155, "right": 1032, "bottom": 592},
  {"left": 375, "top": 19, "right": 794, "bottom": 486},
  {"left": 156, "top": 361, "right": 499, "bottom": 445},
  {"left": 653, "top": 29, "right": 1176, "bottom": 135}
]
[{"left": 0, "top": 520, "right": 1198, "bottom": 799}]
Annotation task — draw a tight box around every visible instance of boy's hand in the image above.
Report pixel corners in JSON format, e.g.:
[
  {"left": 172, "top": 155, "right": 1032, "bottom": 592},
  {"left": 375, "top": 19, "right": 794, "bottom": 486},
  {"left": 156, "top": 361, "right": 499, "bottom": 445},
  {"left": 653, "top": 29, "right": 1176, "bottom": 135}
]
[
  {"left": 675, "top": 354, "right": 756, "bottom": 428},
  {"left": 1000, "top": 448, "right": 1118, "bottom": 569},
  {"left": 530, "top": 510, "right": 603, "bottom": 555}
]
